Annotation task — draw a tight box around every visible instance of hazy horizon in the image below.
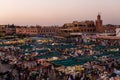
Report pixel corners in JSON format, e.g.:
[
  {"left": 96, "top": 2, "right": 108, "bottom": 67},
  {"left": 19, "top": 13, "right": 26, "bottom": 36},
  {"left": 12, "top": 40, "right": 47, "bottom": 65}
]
[{"left": 0, "top": 0, "right": 120, "bottom": 26}]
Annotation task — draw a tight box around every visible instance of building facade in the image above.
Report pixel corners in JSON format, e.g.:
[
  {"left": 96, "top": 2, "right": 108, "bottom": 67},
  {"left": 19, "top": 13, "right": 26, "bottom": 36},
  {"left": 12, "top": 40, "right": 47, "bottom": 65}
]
[
  {"left": 59, "top": 20, "right": 96, "bottom": 37},
  {"left": 16, "top": 26, "right": 61, "bottom": 36},
  {"left": 0, "top": 24, "right": 16, "bottom": 35},
  {"left": 16, "top": 26, "right": 39, "bottom": 35},
  {"left": 0, "top": 25, "right": 3, "bottom": 33},
  {"left": 58, "top": 16, "right": 98, "bottom": 37},
  {"left": 103, "top": 24, "right": 116, "bottom": 35},
  {"left": 38, "top": 26, "right": 61, "bottom": 36}
]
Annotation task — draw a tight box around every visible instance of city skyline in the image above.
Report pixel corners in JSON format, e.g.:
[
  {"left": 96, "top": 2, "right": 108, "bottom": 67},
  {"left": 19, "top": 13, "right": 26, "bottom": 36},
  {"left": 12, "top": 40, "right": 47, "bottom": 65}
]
[{"left": 0, "top": 0, "right": 120, "bottom": 26}]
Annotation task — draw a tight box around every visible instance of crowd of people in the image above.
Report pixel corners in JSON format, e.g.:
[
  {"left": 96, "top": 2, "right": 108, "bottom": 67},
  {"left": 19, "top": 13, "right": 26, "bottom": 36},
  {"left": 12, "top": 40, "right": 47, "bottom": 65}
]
[
  {"left": 0, "top": 37, "right": 120, "bottom": 80},
  {"left": 96, "top": 39, "right": 120, "bottom": 47}
]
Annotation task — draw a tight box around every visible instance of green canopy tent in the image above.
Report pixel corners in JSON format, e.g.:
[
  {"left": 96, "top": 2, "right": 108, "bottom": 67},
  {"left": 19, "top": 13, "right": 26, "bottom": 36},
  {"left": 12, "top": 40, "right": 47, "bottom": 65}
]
[{"left": 37, "top": 51, "right": 61, "bottom": 59}]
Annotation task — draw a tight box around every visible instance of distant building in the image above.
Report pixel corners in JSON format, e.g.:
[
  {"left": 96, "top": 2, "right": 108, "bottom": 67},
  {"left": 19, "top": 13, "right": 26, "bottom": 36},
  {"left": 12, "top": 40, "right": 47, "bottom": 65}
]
[
  {"left": 0, "top": 24, "right": 16, "bottom": 35},
  {"left": 38, "top": 26, "right": 61, "bottom": 36},
  {"left": 102, "top": 24, "right": 117, "bottom": 35},
  {"left": 5, "top": 24, "right": 16, "bottom": 35},
  {"left": 63, "top": 20, "right": 95, "bottom": 36},
  {"left": 0, "top": 25, "right": 6, "bottom": 34},
  {"left": 16, "top": 26, "right": 39, "bottom": 35},
  {"left": 58, "top": 15, "right": 99, "bottom": 37},
  {"left": 16, "top": 26, "right": 61, "bottom": 36}
]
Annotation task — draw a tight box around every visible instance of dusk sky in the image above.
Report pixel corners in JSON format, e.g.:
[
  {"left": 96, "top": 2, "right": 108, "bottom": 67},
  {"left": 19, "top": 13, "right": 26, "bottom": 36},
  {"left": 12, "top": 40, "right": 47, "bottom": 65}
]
[{"left": 0, "top": 0, "right": 120, "bottom": 26}]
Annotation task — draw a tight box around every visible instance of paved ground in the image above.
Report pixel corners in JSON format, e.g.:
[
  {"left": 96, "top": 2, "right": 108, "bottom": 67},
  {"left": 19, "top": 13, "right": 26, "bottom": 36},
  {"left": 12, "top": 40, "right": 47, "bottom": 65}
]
[
  {"left": 0, "top": 62, "right": 11, "bottom": 80},
  {"left": 48, "top": 71, "right": 57, "bottom": 80},
  {"left": 0, "top": 62, "right": 11, "bottom": 72}
]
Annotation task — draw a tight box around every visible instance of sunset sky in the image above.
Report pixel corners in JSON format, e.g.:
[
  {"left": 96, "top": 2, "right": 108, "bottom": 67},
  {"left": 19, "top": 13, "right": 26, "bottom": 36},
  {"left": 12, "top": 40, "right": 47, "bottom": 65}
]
[{"left": 0, "top": 0, "right": 120, "bottom": 26}]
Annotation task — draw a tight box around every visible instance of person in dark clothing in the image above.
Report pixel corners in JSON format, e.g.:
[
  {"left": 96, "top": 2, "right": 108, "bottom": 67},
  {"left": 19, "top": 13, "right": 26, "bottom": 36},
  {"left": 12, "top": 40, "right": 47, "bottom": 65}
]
[{"left": 6, "top": 72, "right": 14, "bottom": 80}]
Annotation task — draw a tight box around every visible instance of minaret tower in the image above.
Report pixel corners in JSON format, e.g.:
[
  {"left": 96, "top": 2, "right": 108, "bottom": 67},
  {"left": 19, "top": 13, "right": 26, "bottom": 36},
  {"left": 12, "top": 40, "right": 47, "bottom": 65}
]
[{"left": 96, "top": 13, "right": 103, "bottom": 33}]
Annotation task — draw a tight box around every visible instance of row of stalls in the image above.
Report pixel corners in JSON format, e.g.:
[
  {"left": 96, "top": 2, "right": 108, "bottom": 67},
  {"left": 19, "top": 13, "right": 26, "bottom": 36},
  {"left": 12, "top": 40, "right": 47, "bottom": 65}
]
[
  {"left": 0, "top": 36, "right": 120, "bottom": 77},
  {"left": 48, "top": 35, "right": 120, "bottom": 74},
  {"left": 0, "top": 38, "right": 31, "bottom": 45}
]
